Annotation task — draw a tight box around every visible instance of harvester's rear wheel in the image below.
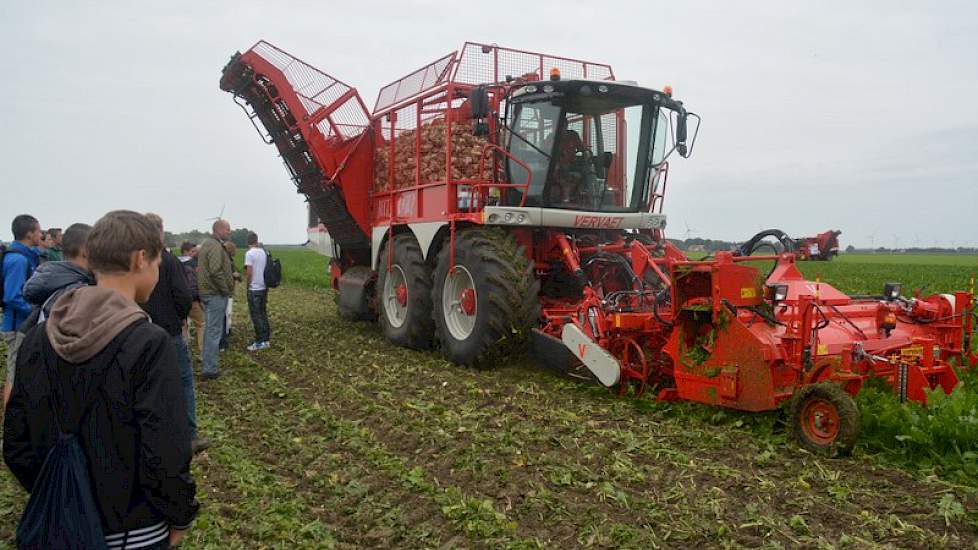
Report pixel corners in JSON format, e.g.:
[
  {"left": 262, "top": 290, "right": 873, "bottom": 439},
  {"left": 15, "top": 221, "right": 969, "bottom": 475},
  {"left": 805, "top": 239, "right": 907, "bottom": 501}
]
[
  {"left": 377, "top": 234, "right": 434, "bottom": 350},
  {"left": 432, "top": 228, "right": 539, "bottom": 368},
  {"left": 790, "top": 383, "right": 860, "bottom": 457}
]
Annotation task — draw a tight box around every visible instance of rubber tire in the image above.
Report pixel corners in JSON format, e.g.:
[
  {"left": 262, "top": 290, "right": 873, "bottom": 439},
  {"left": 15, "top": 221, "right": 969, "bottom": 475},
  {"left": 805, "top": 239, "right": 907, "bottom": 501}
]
[
  {"left": 432, "top": 228, "right": 539, "bottom": 368},
  {"left": 377, "top": 234, "right": 434, "bottom": 349},
  {"left": 790, "top": 382, "right": 860, "bottom": 457}
]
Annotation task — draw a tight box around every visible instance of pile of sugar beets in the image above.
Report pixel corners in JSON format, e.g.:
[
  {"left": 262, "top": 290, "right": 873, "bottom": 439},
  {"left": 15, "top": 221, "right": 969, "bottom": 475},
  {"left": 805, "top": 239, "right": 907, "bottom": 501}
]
[{"left": 374, "top": 118, "right": 489, "bottom": 190}]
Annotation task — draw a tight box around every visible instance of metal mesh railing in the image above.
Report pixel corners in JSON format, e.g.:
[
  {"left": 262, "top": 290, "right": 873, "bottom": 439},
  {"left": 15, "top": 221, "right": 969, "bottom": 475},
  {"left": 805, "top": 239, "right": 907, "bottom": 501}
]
[
  {"left": 373, "top": 52, "right": 456, "bottom": 114},
  {"left": 372, "top": 43, "right": 614, "bottom": 115},
  {"left": 453, "top": 43, "right": 615, "bottom": 85},
  {"left": 251, "top": 41, "right": 369, "bottom": 139}
]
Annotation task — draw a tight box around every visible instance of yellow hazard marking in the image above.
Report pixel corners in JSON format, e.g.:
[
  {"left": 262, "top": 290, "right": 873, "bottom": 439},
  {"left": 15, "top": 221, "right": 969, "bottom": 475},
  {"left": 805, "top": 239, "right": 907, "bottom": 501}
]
[
  {"left": 740, "top": 287, "right": 757, "bottom": 298},
  {"left": 900, "top": 345, "right": 924, "bottom": 359},
  {"left": 817, "top": 344, "right": 828, "bottom": 356}
]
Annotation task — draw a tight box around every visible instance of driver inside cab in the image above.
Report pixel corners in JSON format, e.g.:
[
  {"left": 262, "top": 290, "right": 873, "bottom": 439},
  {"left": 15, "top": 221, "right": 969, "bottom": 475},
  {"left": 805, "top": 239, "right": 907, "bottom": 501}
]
[{"left": 548, "top": 128, "right": 592, "bottom": 206}]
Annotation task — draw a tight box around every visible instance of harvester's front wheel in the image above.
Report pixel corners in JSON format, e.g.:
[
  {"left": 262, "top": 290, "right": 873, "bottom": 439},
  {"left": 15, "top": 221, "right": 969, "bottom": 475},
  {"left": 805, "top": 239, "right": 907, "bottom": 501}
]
[
  {"left": 790, "top": 383, "right": 860, "bottom": 457},
  {"left": 377, "top": 234, "right": 434, "bottom": 350},
  {"left": 432, "top": 228, "right": 539, "bottom": 367}
]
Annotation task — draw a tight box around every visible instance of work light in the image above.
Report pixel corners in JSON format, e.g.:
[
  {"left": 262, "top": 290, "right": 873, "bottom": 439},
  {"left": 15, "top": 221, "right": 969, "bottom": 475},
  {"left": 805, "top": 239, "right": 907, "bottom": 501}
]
[
  {"left": 883, "top": 282, "right": 902, "bottom": 301},
  {"left": 766, "top": 284, "right": 789, "bottom": 303}
]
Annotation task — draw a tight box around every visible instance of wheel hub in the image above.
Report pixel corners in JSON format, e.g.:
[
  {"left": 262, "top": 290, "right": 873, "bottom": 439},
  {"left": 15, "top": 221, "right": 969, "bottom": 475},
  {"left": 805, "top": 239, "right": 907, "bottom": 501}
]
[
  {"left": 382, "top": 264, "right": 409, "bottom": 328},
  {"left": 803, "top": 399, "right": 840, "bottom": 443},
  {"left": 442, "top": 265, "right": 477, "bottom": 340},
  {"left": 460, "top": 288, "right": 476, "bottom": 316}
]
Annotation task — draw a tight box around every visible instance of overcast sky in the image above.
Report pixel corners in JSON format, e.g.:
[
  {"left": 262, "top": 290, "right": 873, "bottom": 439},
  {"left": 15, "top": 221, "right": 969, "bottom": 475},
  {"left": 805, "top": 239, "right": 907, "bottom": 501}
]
[{"left": 2, "top": 1, "right": 976, "bottom": 248}]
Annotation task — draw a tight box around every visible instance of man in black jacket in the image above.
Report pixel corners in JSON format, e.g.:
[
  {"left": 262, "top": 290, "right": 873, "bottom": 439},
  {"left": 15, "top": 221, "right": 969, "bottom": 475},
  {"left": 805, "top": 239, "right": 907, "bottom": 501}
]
[
  {"left": 4, "top": 209, "right": 199, "bottom": 548},
  {"left": 140, "top": 214, "right": 209, "bottom": 454}
]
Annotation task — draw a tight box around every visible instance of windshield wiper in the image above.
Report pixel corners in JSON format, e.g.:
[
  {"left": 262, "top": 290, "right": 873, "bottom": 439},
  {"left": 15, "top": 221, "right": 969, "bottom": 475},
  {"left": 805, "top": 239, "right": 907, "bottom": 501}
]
[{"left": 503, "top": 120, "right": 552, "bottom": 160}]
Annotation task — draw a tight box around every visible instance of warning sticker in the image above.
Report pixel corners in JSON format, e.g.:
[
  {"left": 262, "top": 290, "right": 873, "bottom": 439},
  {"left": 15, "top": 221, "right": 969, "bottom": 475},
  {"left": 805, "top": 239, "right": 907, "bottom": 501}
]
[{"left": 740, "top": 287, "right": 758, "bottom": 299}]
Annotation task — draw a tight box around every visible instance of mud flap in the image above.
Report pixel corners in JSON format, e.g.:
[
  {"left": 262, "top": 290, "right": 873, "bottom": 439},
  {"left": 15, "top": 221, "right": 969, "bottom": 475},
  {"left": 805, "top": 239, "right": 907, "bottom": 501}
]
[
  {"left": 561, "top": 324, "right": 621, "bottom": 387},
  {"left": 336, "top": 266, "right": 376, "bottom": 321}
]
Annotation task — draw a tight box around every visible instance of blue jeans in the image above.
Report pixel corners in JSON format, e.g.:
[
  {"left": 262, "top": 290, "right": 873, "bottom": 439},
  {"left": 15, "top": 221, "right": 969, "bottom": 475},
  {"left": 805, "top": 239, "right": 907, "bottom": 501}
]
[
  {"left": 172, "top": 334, "right": 196, "bottom": 438},
  {"left": 247, "top": 289, "right": 270, "bottom": 343},
  {"left": 201, "top": 294, "right": 228, "bottom": 376}
]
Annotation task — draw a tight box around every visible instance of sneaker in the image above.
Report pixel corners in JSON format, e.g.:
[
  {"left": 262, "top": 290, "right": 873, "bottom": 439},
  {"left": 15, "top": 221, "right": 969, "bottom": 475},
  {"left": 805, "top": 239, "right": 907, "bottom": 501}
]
[
  {"left": 246, "top": 342, "right": 261, "bottom": 352},
  {"left": 201, "top": 372, "right": 221, "bottom": 381},
  {"left": 191, "top": 437, "right": 212, "bottom": 455},
  {"left": 258, "top": 341, "right": 271, "bottom": 350}
]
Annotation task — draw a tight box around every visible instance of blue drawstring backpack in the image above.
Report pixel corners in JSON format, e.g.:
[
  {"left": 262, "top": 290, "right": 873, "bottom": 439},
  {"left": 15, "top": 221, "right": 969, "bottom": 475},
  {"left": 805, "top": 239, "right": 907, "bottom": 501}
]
[{"left": 14, "top": 330, "right": 127, "bottom": 549}]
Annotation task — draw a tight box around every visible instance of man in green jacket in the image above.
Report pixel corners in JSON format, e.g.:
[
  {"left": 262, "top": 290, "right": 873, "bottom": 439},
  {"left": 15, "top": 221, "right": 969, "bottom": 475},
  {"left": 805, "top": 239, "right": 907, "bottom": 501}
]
[
  {"left": 198, "top": 219, "right": 235, "bottom": 379},
  {"left": 45, "top": 228, "right": 64, "bottom": 262}
]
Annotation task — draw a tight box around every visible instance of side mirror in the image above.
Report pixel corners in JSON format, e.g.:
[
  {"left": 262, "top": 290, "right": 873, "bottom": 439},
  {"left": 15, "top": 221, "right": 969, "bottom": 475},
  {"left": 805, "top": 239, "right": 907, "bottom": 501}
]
[
  {"left": 470, "top": 85, "right": 490, "bottom": 137},
  {"left": 469, "top": 85, "right": 490, "bottom": 118},
  {"left": 676, "top": 112, "right": 688, "bottom": 157}
]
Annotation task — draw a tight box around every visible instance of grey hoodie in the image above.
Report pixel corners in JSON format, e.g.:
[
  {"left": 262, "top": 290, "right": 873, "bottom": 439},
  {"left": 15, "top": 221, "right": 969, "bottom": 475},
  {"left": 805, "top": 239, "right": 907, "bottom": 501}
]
[{"left": 45, "top": 286, "right": 149, "bottom": 363}]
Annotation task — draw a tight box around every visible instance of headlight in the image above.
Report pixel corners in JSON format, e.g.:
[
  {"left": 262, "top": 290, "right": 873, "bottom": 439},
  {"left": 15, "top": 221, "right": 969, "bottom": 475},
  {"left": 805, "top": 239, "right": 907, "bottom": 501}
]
[
  {"left": 766, "top": 283, "right": 789, "bottom": 303},
  {"left": 883, "top": 282, "right": 902, "bottom": 301}
]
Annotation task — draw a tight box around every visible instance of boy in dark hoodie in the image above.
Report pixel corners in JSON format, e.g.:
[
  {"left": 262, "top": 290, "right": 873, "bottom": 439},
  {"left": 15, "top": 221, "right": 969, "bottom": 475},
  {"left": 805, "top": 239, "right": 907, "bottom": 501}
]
[
  {"left": 3, "top": 210, "right": 199, "bottom": 548},
  {"left": 22, "top": 223, "right": 95, "bottom": 322}
]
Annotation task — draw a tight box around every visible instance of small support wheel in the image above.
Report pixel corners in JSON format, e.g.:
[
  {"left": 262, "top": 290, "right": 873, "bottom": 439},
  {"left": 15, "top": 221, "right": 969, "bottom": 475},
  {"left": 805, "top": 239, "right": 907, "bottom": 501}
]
[
  {"left": 609, "top": 338, "right": 650, "bottom": 397},
  {"left": 790, "top": 382, "right": 860, "bottom": 457}
]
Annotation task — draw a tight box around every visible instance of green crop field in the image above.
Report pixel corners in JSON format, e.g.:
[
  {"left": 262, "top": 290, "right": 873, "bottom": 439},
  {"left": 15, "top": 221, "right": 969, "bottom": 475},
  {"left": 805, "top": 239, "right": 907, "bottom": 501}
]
[
  {"left": 798, "top": 254, "right": 977, "bottom": 296},
  {"left": 2, "top": 248, "right": 977, "bottom": 548}
]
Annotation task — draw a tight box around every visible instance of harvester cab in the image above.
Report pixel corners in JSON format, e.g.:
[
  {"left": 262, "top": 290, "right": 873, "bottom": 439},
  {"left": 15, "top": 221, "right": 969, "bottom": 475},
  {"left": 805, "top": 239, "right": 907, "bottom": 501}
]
[{"left": 500, "top": 79, "right": 695, "bottom": 215}]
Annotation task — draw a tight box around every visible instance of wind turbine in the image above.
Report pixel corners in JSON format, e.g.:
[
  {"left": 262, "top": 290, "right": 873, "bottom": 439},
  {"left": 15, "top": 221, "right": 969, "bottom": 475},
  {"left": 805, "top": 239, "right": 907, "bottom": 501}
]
[
  {"left": 867, "top": 229, "right": 877, "bottom": 252},
  {"left": 683, "top": 221, "right": 697, "bottom": 241},
  {"left": 205, "top": 204, "right": 227, "bottom": 223}
]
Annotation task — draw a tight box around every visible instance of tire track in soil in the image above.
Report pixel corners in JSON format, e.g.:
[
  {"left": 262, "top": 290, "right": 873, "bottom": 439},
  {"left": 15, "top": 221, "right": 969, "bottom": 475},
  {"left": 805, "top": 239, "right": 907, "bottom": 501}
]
[
  {"left": 198, "top": 350, "right": 469, "bottom": 549},
  {"left": 259, "top": 284, "right": 978, "bottom": 548}
]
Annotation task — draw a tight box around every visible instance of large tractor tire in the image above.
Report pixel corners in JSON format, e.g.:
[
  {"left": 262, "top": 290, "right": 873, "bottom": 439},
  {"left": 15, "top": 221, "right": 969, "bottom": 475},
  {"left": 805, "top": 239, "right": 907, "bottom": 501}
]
[
  {"left": 790, "top": 382, "right": 860, "bottom": 457},
  {"left": 377, "top": 234, "right": 434, "bottom": 350},
  {"left": 432, "top": 228, "right": 539, "bottom": 368}
]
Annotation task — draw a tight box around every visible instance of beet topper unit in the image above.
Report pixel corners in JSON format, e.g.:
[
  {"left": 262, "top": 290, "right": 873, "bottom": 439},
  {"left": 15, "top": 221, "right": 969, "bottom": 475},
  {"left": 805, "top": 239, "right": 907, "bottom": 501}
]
[{"left": 220, "top": 41, "right": 976, "bottom": 455}]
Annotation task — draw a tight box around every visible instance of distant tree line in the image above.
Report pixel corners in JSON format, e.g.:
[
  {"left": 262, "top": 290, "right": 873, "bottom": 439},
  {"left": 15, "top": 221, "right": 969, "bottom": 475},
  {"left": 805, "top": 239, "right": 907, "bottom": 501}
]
[
  {"left": 844, "top": 245, "right": 978, "bottom": 254},
  {"left": 663, "top": 238, "right": 977, "bottom": 254},
  {"left": 164, "top": 228, "right": 254, "bottom": 249},
  {"left": 667, "top": 238, "right": 741, "bottom": 252}
]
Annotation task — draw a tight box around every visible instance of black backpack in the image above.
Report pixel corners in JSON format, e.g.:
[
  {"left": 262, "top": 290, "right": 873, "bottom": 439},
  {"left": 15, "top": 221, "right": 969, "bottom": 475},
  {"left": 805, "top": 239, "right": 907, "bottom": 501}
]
[
  {"left": 263, "top": 248, "right": 282, "bottom": 289},
  {"left": 14, "top": 326, "right": 132, "bottom": 550}
]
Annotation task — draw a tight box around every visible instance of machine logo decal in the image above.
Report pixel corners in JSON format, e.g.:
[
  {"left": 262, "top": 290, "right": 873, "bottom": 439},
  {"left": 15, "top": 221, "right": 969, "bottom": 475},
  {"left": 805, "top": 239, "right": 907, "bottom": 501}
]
[{"left": 573, "top": 215, "right": 625, "bottom": 229}]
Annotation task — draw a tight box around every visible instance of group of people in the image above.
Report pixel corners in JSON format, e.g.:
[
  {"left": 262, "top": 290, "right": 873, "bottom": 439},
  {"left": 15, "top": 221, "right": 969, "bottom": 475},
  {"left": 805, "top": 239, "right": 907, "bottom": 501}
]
[{"left": 1, "top": 211, "right": 274, "bottom": 548}]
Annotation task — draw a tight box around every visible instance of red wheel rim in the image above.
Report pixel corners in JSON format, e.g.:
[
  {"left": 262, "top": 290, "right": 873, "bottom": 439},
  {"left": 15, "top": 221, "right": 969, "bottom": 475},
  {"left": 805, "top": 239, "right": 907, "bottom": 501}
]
[
  {"left": 801, "top": 398, "right": 840, "bottom": 444},
  {"left": 395, "top": 284, "right": 408, "bottom": 307},
  {"left": 460, "top": 288, "right": 476, "bottom": 316}
]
